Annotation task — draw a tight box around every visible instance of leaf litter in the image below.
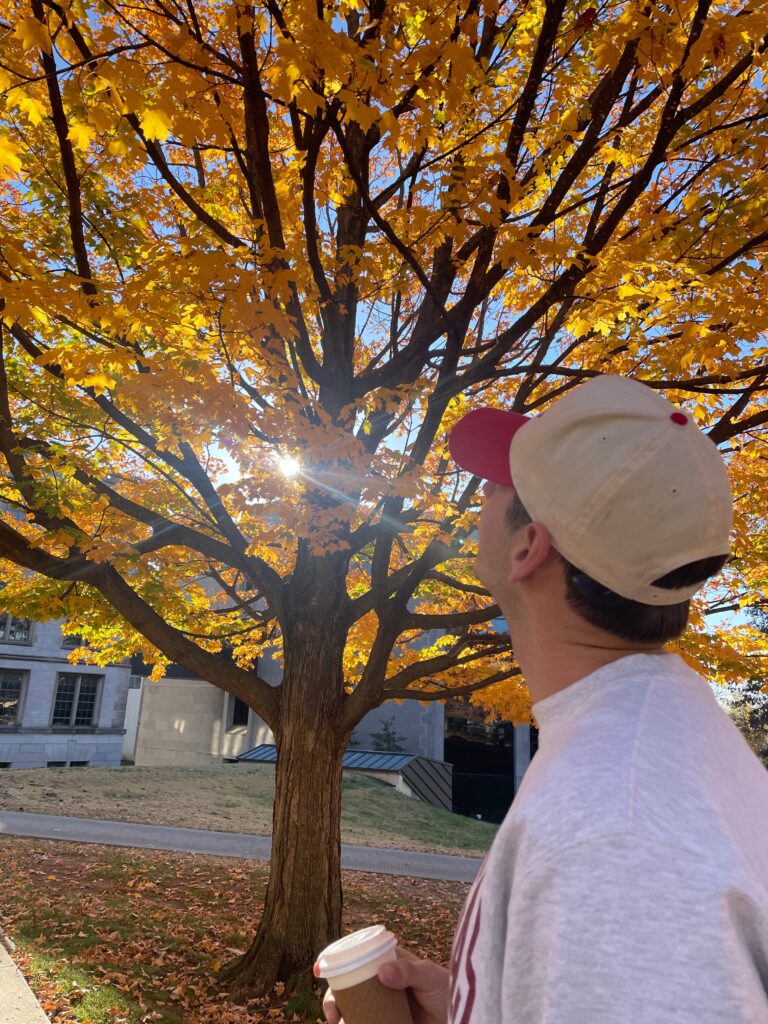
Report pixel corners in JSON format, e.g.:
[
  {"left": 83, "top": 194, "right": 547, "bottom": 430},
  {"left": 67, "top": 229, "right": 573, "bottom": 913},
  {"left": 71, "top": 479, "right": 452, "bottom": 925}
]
[{"left": 2, "top": 838, "right": 468, "bottom": 1024}]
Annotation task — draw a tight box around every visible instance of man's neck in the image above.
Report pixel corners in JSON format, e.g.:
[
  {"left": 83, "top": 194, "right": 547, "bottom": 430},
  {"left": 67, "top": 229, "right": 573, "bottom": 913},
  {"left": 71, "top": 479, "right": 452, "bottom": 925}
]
[{"left": 514, "top": 630, "right": 667, "bottom": 706}]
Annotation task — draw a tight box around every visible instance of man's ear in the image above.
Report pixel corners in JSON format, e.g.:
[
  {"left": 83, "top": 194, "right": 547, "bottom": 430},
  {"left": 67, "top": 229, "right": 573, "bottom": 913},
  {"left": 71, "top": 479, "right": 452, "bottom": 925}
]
[{"left": 508, "top": 522, "right": 553, "bottom": 582}]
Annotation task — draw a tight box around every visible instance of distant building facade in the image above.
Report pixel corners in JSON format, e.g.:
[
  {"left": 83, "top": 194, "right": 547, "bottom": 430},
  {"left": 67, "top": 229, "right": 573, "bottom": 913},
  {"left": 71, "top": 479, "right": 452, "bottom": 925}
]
[
  {"left": 126, "top": 654, "right": 534, "bottom": 821},
  {"left": 127, "top": 655, "right": 445, "bottom": 766},
  {"left": 0, "top": 615, "right": 130, "bottom": 769}
]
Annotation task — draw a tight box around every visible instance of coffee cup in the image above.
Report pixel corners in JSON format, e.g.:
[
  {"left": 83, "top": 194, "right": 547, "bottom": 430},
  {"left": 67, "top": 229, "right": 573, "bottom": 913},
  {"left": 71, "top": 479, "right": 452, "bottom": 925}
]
[{"left": 316, "top": 925, "right": 413, "bottom": 1024}]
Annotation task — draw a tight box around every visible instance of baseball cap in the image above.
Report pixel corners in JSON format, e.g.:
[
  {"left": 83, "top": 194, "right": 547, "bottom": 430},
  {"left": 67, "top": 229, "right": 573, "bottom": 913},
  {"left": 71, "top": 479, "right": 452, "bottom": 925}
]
[{"left": 448, "top": 375, "right": 732, "bottom": 606}]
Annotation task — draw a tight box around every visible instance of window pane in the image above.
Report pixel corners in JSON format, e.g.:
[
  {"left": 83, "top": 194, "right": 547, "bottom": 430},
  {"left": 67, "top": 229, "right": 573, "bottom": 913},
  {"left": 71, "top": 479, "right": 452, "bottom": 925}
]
[
  {"left": 7, "top": 617, "right": 31, "bottom": 642},
  {"left": 74, "top": 677, "right": 98, "bottom": 726},
  {"left": 232, "top": 697, "right": 249, "bottom": 726},
  {"left": 53, "top": 675, "right": 77, "bottom": 725},
  {"left": 0, "top": 670, "right": 22, "bottom": 725},
  {"left": 0, "top": 613, "right": 7, "bottom": 639}
]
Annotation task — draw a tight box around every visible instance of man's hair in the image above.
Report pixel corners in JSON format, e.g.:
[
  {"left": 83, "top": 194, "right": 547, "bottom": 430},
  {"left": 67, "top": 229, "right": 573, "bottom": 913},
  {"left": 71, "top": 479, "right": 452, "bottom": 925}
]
[{"left": 505, "top": 492, "right": 727, "bottom": 645}]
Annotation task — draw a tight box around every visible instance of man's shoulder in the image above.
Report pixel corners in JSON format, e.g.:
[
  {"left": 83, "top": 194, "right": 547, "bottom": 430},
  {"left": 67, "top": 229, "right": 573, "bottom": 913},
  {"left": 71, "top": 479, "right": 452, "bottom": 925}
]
[{"left": 496, "top": 697, "right": 768, "bottom": 889}]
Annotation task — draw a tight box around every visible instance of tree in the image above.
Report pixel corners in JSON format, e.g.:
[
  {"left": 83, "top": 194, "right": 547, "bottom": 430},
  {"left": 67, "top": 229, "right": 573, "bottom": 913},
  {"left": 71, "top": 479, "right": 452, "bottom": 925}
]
[
  {"left": 369, "top": 715, "right": 408, "bottom": 753},
  {"left": 723, "top": 606, "right": 768, "bottom": 766},
  {"left": 724, "top": 684, "right": 768, "bottom": 767},
  {"left": 1, "top": 0, "right": 768, "bottom": 997}
]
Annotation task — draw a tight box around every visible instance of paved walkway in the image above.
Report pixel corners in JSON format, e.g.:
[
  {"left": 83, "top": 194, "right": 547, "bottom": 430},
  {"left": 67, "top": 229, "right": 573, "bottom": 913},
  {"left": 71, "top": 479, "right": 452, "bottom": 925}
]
[
  {"left": 0, "top": 943, "right": 50, "bottom": 1024},
  {"left": 0, "top": 810, "right": 483, "bottom": 882}
]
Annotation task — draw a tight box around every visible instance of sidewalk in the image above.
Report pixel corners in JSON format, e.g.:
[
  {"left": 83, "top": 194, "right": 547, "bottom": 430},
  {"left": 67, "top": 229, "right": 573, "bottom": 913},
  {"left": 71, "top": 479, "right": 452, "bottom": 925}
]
[
  {"left": 0, "top": 944, "right": 49, "bottom": 1024},
  {"left": 0, "top": 809, "right": 483, "bottom": 882}
]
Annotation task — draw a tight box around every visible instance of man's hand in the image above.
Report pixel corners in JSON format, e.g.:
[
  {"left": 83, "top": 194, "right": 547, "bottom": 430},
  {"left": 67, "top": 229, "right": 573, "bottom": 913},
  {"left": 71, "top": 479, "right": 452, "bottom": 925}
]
[{"left": 315, "top": 946, "right": 450, "bottom": 1024}]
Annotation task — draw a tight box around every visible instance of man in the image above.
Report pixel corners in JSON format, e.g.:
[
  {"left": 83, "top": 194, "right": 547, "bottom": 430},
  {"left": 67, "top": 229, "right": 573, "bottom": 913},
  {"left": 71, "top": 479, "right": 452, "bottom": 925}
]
[{"left": 319, "top": 375, "right": 768, "bottom": 1023}]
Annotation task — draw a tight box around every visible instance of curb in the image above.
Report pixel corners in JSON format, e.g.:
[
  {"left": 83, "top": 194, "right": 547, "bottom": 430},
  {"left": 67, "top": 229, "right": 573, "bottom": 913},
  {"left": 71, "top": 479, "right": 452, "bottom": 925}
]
[{"left": 0, "top": 944, "right": 50, "bottom": 1024}]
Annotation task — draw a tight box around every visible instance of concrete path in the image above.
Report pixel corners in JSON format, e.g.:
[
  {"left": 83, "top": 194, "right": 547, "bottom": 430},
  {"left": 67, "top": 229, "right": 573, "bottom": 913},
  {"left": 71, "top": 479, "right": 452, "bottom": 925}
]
[
  {"left": 0, "top": 810, "right": 483, "bottom": 883},
  {"left": 0, "top": 944, "right": 50, "bottom": 1024}
]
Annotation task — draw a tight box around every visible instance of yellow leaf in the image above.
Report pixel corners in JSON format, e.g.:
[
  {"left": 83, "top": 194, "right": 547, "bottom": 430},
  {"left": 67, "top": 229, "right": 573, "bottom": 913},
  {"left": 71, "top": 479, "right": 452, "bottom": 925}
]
[
  {"left": 68, "top": 123, "right": 96, "bottom": 151},
  {"left": 84, "top": 372, "right": 116, "bottom": 395},
  {"left": 0, "top": 137, "right": 23, "bottom": 176},
  {"left": 13, "top": 17, "right": 52, "bottom": 54},
  {"left": 139, "top": 108, "right": 172, "bottom": 142},
  {"left": 11, "top": 94, "right": 47, "bottom": 127}
]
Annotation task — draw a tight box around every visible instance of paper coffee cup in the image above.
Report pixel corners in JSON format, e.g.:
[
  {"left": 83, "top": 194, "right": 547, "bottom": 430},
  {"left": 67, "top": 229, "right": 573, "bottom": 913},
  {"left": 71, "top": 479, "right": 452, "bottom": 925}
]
[{"left": 317, "top": 925, "right": 413, "bottom": 1024}]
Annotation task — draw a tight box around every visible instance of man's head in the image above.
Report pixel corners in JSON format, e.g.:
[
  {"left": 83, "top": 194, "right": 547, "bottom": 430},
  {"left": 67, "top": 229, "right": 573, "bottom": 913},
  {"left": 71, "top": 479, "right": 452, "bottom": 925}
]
[{"left": 449, "top": 376, "right": 732, "bottom": 647}]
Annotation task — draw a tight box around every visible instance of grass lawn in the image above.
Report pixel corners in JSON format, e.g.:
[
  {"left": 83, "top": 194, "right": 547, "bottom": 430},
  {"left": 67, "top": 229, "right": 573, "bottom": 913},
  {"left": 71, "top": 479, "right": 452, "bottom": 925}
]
[
  {"left": 3, "top": 837, "right": 468, "bottom": 1024},
  {"left": 0, "top": 764, "right": 498, "bottom": 855}
]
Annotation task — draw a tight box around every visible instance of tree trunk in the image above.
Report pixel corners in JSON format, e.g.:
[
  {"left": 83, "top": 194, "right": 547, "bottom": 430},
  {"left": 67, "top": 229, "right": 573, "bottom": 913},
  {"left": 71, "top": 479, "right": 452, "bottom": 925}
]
[
  {"left": 220, "top": 706, "right": 346, "bottom": 997},
  {"left": 221, "top": 551, "right": 352, "bottom": 999}
]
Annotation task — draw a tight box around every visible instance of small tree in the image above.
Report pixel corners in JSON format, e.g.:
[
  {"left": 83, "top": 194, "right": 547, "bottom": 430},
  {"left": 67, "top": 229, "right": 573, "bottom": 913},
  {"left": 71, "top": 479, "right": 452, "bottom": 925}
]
[
  {"left": 723, "top": 686, "right": 768, "bottom": 768},
  {"left": 369, "top": 715, "right": 408, "bottom": 753},
  {"left": 724, "top": 607, "right": 768, "bottom": 767}
]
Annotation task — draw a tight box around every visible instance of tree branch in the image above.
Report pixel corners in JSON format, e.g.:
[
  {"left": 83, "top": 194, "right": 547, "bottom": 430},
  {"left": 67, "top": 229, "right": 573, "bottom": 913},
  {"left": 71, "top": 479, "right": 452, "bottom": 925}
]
[
  {"left": 0, "top": 518, "right": 280, "bottom": 726},
  {"left": 383, "top": 667, "right": 521, "bottom": 702}
]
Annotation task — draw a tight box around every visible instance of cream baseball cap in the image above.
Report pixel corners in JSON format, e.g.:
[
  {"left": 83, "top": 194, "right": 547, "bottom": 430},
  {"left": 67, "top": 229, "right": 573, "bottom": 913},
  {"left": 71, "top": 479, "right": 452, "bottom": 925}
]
[{"left": 448, "top": 375, "right": 732, "bottom": 606}]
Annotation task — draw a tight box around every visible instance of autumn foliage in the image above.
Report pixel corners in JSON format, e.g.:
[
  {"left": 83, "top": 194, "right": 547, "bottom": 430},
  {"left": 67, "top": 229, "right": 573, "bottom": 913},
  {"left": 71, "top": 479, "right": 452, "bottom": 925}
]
[{"left": 1, "top": 0, "right": 768, "bottom": 993}]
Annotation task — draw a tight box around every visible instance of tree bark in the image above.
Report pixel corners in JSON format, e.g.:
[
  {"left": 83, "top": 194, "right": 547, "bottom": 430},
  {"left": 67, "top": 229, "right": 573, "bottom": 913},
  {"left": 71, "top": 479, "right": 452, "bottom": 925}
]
[
  {"left": 221, "top": 550, "right": 352, "bottom": 998},
  {"left": 220, "top": 693, "right": 346, "bottom": 997}
]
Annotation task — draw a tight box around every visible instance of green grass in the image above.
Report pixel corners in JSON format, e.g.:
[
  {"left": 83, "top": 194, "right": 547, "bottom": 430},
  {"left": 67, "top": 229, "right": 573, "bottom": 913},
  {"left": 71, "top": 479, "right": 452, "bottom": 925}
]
[
  {"left": 2, "top": 763, "right": 499, "bottom": 855},
  {"left": 24, "top": 951, "right": 161, "bottom": 1024},
  {"left": 339, "top": 773, "right": 498, "bottom": 853}
]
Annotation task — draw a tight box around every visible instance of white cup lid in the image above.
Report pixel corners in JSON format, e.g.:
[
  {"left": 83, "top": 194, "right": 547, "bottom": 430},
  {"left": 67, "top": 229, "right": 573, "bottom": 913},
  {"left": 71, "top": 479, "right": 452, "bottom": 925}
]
[{"left": 316, "top": 925, "right": 396, "bottom": 979}]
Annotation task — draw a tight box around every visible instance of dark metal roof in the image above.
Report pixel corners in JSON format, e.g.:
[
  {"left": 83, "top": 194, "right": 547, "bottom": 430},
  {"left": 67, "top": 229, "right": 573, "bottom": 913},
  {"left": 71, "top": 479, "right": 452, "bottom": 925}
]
[
  {"left": 238, "top": 744, "right": 278, "bottom": 763},
  {"left": 344, "top": 750, "right": 414, "bottom": 772},
  {"left": 238, "top": 745, "right": 453, "bottom": 810},
  {"left": 238, "top": 744, "right": 415, "bottom": 772}
]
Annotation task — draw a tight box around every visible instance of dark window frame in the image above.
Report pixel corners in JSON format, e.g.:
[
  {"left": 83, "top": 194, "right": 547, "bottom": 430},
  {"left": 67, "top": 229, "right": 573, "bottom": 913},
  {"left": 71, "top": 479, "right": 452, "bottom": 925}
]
[
  {"left": 0, "top": 613, "right": 33, "bottom": 645},
  {"left": 51, "top": 672, "right": 102, "bottom": 728},
  {"left": 0, "top": 668, "right": 26, "bottom": 726}
]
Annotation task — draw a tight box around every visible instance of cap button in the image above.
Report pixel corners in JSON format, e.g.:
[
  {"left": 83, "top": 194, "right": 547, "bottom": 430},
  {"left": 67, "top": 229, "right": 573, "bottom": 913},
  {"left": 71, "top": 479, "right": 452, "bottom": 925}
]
[{"left": 670, "top": 412, "right": 688, "bottom": 425}]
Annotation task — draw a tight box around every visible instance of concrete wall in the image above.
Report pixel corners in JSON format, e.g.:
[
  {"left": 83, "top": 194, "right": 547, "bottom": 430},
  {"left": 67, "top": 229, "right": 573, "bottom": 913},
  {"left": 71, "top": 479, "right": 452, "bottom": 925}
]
[
  {"left": 241, "top": 698, "right": 444, "bottom": 762},
  {"left": 0, "top": 620, "right": 130, "bottom": 769},
  {"left": 134, "top": 677, "right": 227, "bottom": 765},
  {"left": 122, "top": 680, "right": 143, "bottom": 760},
  {"left": 513, "top": 723, "right": 531, "bottom": 793},
  {"left": 131, "top": 652, "right": 445, "bottom": 766}
]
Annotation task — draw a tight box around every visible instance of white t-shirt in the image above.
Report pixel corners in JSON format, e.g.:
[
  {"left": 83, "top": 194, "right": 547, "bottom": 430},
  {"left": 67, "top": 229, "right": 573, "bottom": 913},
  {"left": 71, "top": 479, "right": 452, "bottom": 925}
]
[{"left": 449, "top": 652, "right": 768, "bottom": 1024}]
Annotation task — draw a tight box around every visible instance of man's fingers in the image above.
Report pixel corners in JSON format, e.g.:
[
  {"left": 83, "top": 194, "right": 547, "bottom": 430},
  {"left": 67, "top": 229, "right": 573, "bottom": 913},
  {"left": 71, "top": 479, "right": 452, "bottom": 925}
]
[
  {"left": 321, "top": 990, "right": 341, "bottom": 1024},
  {"left": 378, "top": 962, "right": 409, "bottom": 988},
  {"left": 378, "top": 952, "right": 446, "bottom": 992}
]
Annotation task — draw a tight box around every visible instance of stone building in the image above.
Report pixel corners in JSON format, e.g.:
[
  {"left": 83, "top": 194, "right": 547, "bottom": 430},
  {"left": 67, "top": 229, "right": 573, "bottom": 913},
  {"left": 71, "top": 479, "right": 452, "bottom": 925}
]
[{"left": 0, "top": 614, "right": 130, "bottom": 769}]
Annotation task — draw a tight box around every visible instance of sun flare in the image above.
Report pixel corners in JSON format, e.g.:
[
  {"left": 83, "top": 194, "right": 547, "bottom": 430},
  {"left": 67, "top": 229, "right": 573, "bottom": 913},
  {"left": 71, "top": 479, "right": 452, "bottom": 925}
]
[{"left": 277, "top": 455, "right": 301, "bottom": 478}]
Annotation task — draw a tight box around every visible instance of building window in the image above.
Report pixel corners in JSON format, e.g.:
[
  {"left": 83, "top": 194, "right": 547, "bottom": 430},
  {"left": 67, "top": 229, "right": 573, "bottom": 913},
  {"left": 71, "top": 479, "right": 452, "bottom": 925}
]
[
  {"left": 61, "top": 631, "right": 83, "bottom": 649},
  {"left": 0, "top": 613, "right": 32, "bottom": 644},
  {"left": 231, "top": 697, "right": 249, "bottom": 727},
  {"left": 0, "top": 669, "right": 25, "bottom": 725},
  {"left": 52, "top": 673, "right": 101, "bottom": 727}
]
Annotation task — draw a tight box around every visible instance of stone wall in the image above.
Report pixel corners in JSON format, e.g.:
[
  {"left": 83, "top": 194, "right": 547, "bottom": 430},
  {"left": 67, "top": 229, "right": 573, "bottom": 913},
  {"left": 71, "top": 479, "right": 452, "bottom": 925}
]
[{"left": 0, "top": 619, "right": 130, "bottom": 769}]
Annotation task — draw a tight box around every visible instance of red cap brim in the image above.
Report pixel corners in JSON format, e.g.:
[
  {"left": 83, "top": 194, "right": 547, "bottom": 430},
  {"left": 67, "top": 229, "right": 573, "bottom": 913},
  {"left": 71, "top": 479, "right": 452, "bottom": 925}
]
[{"left": 448, "top": 408, "right": 529, "bottom": 486}]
